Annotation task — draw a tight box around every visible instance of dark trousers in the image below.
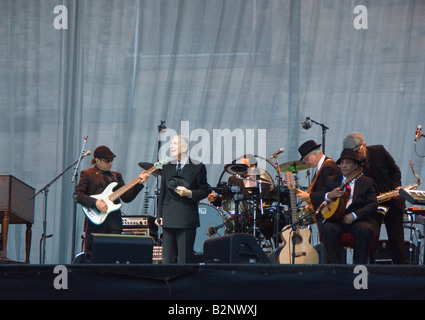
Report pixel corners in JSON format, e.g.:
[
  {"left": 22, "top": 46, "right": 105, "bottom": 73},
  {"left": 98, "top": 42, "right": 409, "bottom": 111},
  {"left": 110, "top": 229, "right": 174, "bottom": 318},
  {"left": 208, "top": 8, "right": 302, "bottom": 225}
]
[
  {"left": 370, "top": 205, "right": 406, "bottom": 264},
  {"left": 320, "top": 220, "right": 374, "bottom": 264},
  {"left": 162, "top": 227, "right": 196, "bottom": 264}
]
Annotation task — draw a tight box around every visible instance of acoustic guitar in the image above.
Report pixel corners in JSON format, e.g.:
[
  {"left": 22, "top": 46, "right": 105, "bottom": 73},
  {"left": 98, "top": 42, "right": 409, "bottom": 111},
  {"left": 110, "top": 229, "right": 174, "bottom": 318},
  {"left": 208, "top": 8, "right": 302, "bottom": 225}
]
[{"left": 278, "top": 171, "right": 319, "bottom": 264}]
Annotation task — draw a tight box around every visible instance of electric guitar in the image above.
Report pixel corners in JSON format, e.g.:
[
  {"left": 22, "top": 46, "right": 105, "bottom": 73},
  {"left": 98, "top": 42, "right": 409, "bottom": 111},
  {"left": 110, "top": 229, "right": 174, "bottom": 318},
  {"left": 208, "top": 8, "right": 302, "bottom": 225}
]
[
  {"left": 278, "top": 171, "right": 319, "bottom": 264},
  {"left": 82, "top": 157, "right": 172, "bottom": 225},
  {"left": 320, "top": 167, "right": 363, "bottom": 222}
]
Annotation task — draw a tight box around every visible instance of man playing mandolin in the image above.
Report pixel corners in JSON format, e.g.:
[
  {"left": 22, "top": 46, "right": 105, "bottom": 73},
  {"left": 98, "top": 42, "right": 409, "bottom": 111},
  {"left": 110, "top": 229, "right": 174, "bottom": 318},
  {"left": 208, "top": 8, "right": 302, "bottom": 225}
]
[{"left": 319, "top": 149, "right": 378, "bottom": 264}]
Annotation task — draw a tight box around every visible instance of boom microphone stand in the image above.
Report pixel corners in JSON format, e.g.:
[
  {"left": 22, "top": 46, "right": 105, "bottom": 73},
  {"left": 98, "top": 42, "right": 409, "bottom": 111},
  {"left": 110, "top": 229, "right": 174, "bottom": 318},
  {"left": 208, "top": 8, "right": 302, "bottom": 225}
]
[
  {"left": 301, "top": 117, "right": 329, "bottom": 153},
  {"left": 33, "top": 145, "right": 91, "bottom": 264}
]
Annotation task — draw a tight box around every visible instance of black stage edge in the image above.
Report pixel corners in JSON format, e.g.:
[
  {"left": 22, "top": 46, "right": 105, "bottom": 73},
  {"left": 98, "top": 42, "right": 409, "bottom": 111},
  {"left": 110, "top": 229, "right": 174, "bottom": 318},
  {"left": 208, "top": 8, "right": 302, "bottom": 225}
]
[{"left": 0, "top": 263, "right": 424, "bottom": 300}]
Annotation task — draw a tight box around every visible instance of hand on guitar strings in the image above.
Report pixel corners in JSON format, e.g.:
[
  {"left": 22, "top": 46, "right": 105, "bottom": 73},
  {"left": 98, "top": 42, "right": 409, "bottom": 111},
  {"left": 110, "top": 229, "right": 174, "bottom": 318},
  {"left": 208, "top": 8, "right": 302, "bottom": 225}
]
[
  {"left": 96, "top": 200, "right": 108, "bottom": 213},
  {"left": 327, "top": 187, "right": 344, "bottom": 200}
]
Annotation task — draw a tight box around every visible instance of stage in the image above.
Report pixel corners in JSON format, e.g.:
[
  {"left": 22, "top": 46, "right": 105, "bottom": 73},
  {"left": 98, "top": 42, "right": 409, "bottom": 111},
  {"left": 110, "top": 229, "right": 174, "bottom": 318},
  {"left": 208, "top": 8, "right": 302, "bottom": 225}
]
[{"left": 0, "top": 263, "right": 424, "bottom": 301}]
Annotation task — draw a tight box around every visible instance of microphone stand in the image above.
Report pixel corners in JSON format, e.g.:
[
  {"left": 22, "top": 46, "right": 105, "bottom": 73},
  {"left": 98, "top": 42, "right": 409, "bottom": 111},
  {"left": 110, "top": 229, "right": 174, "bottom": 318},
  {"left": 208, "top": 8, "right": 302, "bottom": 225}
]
[
  {"left": 71, "top": 137, "right": 89, "bottom": 261},
  {"left": 273, "top": 157, "right": 285, "bottom": 248},
  {"left": 33, "top": 150, "right": 90, "bottom": 264},
  {"left": 154, "top": 120, "right": 166, "bottom": 245},
  {"left": 303, "top": 117, "right": 329, "bottom": 154}
]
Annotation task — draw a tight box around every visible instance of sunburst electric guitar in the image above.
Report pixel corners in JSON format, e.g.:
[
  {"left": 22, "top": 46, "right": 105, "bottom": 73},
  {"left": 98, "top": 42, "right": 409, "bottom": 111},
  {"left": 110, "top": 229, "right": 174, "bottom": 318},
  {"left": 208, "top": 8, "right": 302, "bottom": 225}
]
[
  {"left": 82, "top": 157, "right": 172, "bottom": 225},
  {"left": 278, "top": 171, "right": 319, "bottom": 264}
]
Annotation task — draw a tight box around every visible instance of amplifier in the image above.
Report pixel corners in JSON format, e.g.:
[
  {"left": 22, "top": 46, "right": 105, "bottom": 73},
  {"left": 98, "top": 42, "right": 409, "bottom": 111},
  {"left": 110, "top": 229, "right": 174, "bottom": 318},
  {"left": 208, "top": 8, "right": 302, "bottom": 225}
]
[
  {"left": 122, "top": 215, "right": 158, "bottom": 239},
  {"left": 122, "top": 215, "right": 152, "bottom": 228}
]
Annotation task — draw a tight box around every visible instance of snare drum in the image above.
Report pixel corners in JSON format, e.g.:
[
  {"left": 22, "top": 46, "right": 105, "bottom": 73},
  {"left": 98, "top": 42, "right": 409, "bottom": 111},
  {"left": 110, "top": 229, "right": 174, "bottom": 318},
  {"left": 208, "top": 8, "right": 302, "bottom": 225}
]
[{"left": 194, "top": 203, "right": 234, "bottom": 253}]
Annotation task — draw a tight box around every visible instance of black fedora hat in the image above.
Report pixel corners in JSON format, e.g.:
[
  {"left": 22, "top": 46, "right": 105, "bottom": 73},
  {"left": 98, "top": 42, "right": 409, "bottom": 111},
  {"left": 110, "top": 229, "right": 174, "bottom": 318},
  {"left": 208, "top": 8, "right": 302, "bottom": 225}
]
[
  {"left": 336, "top": 148, "right": 361, "bottom": 164},
  {"left": 167, "top": 176, "right": 190, "bottom": 200},
  {"left": 298, "top": 140, "right": 321, "bottom": 160}
]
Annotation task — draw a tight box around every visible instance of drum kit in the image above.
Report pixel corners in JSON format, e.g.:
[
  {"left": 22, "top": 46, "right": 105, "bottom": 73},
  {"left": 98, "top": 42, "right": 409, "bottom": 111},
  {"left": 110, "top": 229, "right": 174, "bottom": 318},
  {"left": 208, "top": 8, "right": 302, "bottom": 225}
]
[{"left": 139, "top": 156, "right": 313, "bottom": 255}]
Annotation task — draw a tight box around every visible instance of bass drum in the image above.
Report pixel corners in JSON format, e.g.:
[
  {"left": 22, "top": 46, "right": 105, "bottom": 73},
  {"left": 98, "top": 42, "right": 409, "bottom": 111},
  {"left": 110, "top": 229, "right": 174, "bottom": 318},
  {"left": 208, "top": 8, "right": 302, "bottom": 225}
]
[{"left": 194, "top": 203, "right": 234, "bottom": 254}]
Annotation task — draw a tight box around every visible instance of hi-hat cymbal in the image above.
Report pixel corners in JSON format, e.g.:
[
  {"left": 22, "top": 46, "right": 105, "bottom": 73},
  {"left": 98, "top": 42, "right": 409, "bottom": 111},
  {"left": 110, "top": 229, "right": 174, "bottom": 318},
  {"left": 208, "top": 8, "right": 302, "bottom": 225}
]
[
  {"left": 138, "top": 162, "right": 162, "bottom": 175},
  {"left": 224, "top": 163, "right": 248, "bottom": 175},
  {"left": 279, "top": 161, "right": 310, "bottom": 172}
]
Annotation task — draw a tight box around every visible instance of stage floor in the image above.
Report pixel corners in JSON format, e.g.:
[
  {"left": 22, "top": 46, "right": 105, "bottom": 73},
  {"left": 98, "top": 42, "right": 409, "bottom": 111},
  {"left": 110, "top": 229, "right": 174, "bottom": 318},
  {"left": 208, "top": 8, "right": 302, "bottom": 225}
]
[{"left": 0, "top": 263, "right": 424, "bottom": 301}]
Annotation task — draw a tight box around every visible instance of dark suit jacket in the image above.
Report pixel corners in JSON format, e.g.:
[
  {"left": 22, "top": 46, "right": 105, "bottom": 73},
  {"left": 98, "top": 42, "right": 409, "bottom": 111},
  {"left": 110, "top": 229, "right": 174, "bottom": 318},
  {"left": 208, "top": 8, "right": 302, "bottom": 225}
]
[
  {"left": 365, "top": 145, "right": 404, "bottom": 210},
  {"left": 309, "top": 157, "right": 341, "bottom": 209},
  {"left": 319, "top": 174, "right": 378, "bottom": 222},
  {"left": 76, "top": 166, "right": 144, "bottom": 210},
  {"left": 158, "top": 158, "right": 210, "bottom": 229}
]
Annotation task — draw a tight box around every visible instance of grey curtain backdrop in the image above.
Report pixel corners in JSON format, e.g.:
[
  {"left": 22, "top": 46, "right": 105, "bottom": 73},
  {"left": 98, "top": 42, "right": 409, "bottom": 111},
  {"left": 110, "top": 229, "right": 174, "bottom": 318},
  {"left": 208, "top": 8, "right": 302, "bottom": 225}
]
[{"left": 1, "top": 0, "right": 425, "bottom": 264}]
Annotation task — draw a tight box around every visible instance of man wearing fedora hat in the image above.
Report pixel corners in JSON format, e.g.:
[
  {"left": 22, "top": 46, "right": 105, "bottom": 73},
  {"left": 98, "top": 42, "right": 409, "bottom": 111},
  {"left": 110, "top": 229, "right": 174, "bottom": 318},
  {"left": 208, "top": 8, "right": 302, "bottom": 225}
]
[
  {"left": 317, "top": 148, "right": 378, "bottom": 264},
  {"left": 156, "top": 135, "right": 210, "bottom": 264},
  {"left": 76, "top": 145, "right": 149, "bottom": 255},
  {"left": 296, "top": 140, "right": 340, "bottom": 225},
  {"left": 343, "top": 132, "right": 406, "bottom": 264}
]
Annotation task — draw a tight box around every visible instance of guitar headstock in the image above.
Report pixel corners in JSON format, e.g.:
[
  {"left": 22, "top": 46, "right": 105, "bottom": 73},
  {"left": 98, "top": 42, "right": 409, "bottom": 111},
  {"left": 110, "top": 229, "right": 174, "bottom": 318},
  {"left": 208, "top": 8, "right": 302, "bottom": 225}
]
[
  {"left": 154, "top": 157, "right": 174, "bottom": 169},
  {"left": 285, "top": 171, "right": 296, "bottom": 189}
]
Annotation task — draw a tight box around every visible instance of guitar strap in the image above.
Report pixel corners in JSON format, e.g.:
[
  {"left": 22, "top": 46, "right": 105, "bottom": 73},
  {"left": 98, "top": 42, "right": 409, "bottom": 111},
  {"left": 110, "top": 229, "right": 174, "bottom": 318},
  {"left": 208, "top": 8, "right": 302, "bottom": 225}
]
[{"left": 307, "top": 158, "right": 332, "bottom": 193}]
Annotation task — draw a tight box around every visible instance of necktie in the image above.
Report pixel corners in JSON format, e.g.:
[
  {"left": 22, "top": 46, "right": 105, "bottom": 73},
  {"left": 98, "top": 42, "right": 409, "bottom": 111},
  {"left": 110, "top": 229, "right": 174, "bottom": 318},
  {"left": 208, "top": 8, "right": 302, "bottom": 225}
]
[
  {"left": 345, "top": 183, "right": 352, "bottom": 208},
  {"left": 177, "top": 162, "right": 181, "bottom": 171}
]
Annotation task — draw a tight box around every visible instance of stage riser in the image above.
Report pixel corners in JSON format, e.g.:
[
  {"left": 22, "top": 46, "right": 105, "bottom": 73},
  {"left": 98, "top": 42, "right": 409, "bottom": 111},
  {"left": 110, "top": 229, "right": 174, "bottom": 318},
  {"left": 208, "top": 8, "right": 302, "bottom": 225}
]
[{"left": 0, "top": 264, "right": 424, "bottom": 300}]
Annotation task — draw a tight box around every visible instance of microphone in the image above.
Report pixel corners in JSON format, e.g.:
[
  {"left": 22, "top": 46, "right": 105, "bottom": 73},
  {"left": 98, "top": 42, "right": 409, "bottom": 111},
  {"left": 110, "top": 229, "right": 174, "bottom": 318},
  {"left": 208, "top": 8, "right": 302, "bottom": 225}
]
[
  {"left": 270, "top": 147, "right": 285, "bottom": 159},
  {"left": 301, "top": 117, "right": 312, "bottom": 130},
  {"left": 415, "top": 125, "right": 423, "bottom": 142},
  {"left": 314, "top": 200, "right": 328, "bottom": 215},
  {"left": 82, "top": 150, "right": 91, "bottom": 157},
  {"left": 158, "top": 120, "right": 167, "bottom": 133}
]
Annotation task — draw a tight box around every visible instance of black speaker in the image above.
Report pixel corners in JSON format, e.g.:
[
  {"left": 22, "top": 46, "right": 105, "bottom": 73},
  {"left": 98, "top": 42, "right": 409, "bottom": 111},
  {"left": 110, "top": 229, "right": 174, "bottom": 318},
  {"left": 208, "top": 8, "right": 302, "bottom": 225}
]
[
  {"left": 91, "top": 233, "right": 153, "bottom": 264},
  {"left": 202, "top": 234, "right": 270, "bottom": 264},
  {"left": 375, "top": 240, "right": 418, "bottom": 264}
]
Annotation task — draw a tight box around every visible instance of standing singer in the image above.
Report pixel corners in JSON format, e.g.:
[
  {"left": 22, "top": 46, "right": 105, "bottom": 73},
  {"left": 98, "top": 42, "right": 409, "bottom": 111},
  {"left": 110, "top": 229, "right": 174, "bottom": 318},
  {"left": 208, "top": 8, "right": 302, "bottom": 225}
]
[{"left": 156, "top": 135, "right": 210, "bottom": 264}]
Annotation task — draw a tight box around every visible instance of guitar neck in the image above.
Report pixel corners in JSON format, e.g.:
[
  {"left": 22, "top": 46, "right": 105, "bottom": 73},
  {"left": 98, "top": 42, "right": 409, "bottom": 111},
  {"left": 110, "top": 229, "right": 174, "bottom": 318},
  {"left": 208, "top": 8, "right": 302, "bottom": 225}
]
[
  {"left": 109, "top": 165, "right": 157, "bottom": 202},
  {"left": 338, "top": 168, "right": 363, "bottom": 191},
  {"left": 289, "top": 188, "right": 298, "bottom": 222}
]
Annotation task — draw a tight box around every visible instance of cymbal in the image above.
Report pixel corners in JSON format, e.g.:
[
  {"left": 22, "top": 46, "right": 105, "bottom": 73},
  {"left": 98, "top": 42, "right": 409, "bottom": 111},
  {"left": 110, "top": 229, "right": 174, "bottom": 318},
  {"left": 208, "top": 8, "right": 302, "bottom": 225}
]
[
  {"left": 224, "top": 163, "right": 248, "bottom": 175},
  {"left": 138, "top": 162, "right": 162, "bottom": 175},
  {"left": 279, "top": 161, "right": 310, "bottom": 172}
]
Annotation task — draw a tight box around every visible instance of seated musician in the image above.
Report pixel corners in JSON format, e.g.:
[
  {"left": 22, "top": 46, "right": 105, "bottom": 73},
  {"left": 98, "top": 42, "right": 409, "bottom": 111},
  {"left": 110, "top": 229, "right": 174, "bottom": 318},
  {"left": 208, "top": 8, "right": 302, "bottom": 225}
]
[
  {"left": 318, "top": 149, "right": 377, "bottom": 264},
  {"left": 208, "top": 154, "right": 274, "bottom": 209}
]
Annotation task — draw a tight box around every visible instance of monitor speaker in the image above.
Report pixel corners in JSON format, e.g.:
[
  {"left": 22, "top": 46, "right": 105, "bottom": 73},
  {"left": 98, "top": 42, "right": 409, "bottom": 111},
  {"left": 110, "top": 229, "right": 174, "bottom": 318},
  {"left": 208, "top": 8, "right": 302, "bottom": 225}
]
[
  {"left": 202, "top": 234, "right": 270, "bottom": 264},
  {"left": 91, "top": 233, "right": 153, "bottom": 264}
]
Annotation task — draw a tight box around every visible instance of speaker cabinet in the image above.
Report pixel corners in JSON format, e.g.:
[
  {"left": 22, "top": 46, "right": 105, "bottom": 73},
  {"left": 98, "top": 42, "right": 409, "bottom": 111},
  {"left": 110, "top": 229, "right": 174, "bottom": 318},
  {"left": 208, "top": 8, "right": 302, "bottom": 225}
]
[
  {"left": 91, "top": 233, "right": 153, "bottom": 264},
  {"left": 202, "top": 234, "right": 270, "bottom": 264},
  {"left": 375, "top": 240, "right": 418, "bottom": 264}
]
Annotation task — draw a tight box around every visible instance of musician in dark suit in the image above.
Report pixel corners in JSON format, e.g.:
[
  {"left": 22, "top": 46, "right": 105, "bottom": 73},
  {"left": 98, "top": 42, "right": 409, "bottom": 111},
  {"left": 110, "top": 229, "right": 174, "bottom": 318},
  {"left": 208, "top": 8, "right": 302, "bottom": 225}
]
[
  {"left": 156, "top": 135, "right": 210, "bottom": 264},
  {"left": 319, "top": 149, "right": 378, "bottom": 264},
  {"left": 76, "top": 145, "right": 149, "bottom": 254},
  {"left": 296, "top": 140, "right": 340, "bottom": 226},
  {"left": 343, "top": 132, "right": 406, "bottom": 264}
]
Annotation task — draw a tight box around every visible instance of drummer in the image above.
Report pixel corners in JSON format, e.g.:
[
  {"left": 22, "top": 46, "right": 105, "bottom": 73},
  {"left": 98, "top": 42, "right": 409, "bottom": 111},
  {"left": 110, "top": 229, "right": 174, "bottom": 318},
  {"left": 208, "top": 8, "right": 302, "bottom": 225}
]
[
  {"left": 208, "top": 154, "right": 274, "bottom": 212},
  {"left": 231, "top": 154, "right": 274, "bottom": 197}
]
